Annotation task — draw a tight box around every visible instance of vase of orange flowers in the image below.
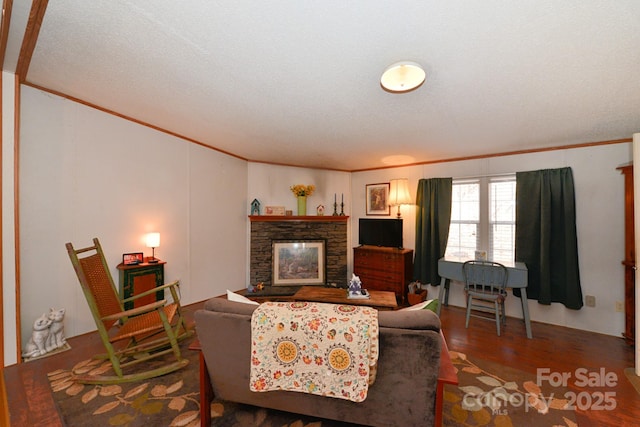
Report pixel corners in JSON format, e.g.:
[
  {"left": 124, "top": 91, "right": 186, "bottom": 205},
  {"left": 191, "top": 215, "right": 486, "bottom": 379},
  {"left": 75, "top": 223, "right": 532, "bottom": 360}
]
[{"left": 290, "top": 184, "right": 315, "bottom": 216}]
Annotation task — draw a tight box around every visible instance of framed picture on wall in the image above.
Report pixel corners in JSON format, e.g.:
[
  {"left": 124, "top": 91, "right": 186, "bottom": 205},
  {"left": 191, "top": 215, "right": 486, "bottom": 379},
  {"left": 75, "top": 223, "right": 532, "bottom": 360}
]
[{"left": 366, "top": 183, "right": 390, "bottom": 215}]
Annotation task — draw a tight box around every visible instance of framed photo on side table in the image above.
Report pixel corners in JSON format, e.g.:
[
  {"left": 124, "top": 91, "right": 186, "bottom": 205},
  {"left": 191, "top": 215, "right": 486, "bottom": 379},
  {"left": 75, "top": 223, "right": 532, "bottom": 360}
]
[
  {"left": 122, "top": 252, "right": 144, "bottom": 265},
  {"left": 366, "top": 183, "right": 390, "bottom": 215}
]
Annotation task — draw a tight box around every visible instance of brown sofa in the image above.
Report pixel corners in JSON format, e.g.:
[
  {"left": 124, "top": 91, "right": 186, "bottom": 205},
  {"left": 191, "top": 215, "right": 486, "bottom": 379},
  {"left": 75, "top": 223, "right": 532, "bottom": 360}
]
[{"left": 194, "top": 297, "right": 454, "bottom": 426}]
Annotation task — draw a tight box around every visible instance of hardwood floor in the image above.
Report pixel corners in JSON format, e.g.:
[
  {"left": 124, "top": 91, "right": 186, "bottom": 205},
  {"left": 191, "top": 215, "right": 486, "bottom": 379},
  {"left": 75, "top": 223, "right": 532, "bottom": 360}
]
[
  {"left": 439, "top": 305, "right": 639, "bottom": 427},
  {"left": 2, "top": 301, "right": 638, "bottom": 426}
]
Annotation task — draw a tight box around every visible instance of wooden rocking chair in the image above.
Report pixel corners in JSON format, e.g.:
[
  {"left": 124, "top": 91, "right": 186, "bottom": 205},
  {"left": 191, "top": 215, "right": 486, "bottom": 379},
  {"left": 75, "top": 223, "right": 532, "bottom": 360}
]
[{"left": 66, "top": 238, "right": 192, "bottom": 384}]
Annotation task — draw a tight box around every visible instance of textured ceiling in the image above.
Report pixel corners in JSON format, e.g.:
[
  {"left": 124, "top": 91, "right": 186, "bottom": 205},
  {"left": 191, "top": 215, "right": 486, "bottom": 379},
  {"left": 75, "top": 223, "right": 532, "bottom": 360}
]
[{"left": 6, "top": 1, "right": 640, "bottom": 170}]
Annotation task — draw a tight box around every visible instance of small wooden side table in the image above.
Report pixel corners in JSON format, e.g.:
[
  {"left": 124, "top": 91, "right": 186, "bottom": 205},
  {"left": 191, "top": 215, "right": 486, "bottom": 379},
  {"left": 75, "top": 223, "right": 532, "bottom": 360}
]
[{"left": 117, "top": 258, "right": 166, "bottom": 310}]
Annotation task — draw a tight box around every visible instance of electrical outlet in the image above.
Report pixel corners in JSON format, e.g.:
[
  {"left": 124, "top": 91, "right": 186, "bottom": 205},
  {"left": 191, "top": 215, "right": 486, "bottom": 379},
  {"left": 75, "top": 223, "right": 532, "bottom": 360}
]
[
  {"left": 585, "top": 295, "right": 596, "bottom": 307},
  {"left": 615, "top": 301, "right": 624, "bottom": 312}
]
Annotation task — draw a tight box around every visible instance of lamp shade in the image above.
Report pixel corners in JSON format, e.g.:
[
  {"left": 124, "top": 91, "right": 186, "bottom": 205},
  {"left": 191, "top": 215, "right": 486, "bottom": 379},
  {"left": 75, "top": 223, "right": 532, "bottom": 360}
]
[
  {"left": 389, "top": 179, "right": 412, "bottom": 206},
  {"left": 380, "top": 61, "right": 426, "bottom": 92},
  {"left": 145, "top": 232, "right": 160, "bottom": 248}
]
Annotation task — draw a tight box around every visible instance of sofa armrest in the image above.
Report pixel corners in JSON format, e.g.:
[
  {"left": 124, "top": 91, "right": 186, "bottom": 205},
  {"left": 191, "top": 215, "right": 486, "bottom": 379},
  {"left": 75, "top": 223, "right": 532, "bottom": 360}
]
[
  {"left": 204, "top": 296, "right": 259, "bottom": 315},
  {"left": 378, "top": 307, "right": 441, "bottom": 331}
]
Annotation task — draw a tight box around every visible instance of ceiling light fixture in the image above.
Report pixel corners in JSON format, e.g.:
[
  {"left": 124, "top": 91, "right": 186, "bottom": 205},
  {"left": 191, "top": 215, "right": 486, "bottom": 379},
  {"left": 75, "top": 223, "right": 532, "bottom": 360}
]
[{"left": 380, "top": 61, "right": 426, "bottom": 93}]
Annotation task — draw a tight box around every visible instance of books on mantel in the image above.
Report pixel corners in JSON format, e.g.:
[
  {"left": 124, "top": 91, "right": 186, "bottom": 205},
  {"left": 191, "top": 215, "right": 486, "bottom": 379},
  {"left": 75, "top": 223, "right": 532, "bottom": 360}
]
[{"left": 347, "top": 289, "right": 370, "bottom": 299}]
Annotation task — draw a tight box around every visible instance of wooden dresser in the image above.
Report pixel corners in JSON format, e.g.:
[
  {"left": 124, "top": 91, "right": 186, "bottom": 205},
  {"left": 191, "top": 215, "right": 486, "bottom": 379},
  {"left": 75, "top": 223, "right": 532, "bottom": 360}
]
[
  {"left": 618, "top": 165, "right": 635, "bottom": 346},
  {"left": 353, "top": 245, "right": 413, "bottom": 303}
]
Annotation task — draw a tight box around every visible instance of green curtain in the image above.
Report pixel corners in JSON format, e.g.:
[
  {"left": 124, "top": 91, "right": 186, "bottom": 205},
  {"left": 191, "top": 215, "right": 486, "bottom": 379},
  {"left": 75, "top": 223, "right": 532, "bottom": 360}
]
[
  {"left": 514, "top": 167, "right": 583, "bottom": 309},
  {"left": 414, "top": 178, "right": 452, "bottom": 285}
]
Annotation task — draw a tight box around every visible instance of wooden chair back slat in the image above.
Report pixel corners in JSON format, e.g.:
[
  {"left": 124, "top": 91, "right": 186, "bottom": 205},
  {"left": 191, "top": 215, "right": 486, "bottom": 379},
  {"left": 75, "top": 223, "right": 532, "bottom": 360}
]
[
  {"left": 66, "top": 239, "right": 122, "bottom": 331},
  {"left": 78, "top": 253, "right": 122, "bottom": 322},
  {"left": 463, "top": 260, "right": 508, "bottom": 295}
]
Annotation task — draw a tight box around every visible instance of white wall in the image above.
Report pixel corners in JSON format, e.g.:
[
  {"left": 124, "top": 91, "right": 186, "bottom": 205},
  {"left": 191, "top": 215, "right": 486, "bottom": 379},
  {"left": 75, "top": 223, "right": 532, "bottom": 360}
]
[
  {"left": 352, "top": 143, "right": 632, "bottom": 337},
  {"left": 18, "top": 86, "right": 248, "bottom": 343},
  {"left": 247, "top": 163, "right": 352, "bottom": 217}
]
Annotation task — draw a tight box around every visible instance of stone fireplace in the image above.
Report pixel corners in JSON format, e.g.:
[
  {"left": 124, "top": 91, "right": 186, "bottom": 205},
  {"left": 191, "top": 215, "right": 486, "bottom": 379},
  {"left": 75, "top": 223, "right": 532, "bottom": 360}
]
[{"left": 249, "top": 216, "right": 349, "bottom": 287}]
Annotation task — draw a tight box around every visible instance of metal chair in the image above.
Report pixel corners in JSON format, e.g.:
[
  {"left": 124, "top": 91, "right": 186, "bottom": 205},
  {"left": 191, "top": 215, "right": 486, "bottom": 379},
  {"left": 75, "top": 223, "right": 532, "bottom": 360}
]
[
  {"left": 66, "top": 238, "right": 192, "bottom": 384},
  {"left": 462, "top": 260, "right": 509, "bottom": 336}
]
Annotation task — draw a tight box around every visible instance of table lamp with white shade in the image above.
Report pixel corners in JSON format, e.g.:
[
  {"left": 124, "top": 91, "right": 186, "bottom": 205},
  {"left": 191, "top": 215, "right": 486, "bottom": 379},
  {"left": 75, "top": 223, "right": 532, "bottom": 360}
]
[
  {"left": 388, "top": 178, "right": 413, "bottom": 218},
  {"left": 145, "top": 232, "right": 160, "bottom": 263}
]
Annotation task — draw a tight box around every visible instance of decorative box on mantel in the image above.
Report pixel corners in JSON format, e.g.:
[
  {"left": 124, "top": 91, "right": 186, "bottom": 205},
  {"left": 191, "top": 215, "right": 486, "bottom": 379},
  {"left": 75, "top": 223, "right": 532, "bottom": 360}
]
[{"left": 249, "top": 215, "right": 349, "bottom": 287}]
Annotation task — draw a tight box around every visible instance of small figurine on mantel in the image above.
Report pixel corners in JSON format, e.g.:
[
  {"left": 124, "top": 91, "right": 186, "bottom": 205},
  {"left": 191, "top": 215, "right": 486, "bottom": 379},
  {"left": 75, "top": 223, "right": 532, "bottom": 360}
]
[{"left": 251, "top": 199, "right": 261, "bottom": 215}]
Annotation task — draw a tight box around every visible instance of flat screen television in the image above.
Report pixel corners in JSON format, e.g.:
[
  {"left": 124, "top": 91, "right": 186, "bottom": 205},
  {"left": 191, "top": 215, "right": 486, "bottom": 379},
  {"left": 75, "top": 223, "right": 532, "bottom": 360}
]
[{"left": 358, "top": 218, "right": 403, "bottom": 248}]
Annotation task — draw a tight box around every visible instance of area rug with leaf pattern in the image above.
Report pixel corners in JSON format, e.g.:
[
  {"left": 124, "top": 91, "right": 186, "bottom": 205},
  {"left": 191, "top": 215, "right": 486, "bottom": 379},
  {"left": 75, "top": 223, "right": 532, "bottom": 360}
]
[
  {"left": 444, "top": 351, "right": 578, "bottom": 426},
  {"left": 48, "top": 338, "right": 359, "bottom": 427},
  {"left": 49, "top": 342, "right": 577, "bottom": 426},
  {"left": 48, "top": 338, "right": 205, "bottom": 427}
]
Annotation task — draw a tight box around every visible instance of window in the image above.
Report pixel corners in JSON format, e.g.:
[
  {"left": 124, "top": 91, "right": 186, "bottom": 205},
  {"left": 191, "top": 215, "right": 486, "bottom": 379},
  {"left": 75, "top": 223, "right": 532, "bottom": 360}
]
[
  {"left": 445, "top": 175, "right": 515, "bottom": 262},
  {"left": 447, "top": 180, "right": 479, "bottom": 259},
  {"left": 489, "top": 177, "right": 516, "bottom": 262}
]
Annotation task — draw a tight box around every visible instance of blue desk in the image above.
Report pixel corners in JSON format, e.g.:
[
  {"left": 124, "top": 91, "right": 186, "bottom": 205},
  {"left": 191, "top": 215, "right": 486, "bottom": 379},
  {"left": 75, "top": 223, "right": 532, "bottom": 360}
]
[{"left": 436, "top": 256, "right": 532, "bottom": 339}]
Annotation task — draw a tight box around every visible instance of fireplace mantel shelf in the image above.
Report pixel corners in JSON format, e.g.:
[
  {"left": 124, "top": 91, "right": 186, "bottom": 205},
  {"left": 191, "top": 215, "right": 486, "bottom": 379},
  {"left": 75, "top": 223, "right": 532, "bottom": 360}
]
[{"left": 249, "top": 215, "right": 349, "bottom": 222}]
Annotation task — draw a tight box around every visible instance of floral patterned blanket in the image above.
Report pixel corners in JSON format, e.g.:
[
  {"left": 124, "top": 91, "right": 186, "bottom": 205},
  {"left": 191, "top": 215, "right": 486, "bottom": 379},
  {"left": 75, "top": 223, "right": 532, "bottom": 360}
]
[{"left": 249, "top": 301, "right": 379, "bottom": 402}]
